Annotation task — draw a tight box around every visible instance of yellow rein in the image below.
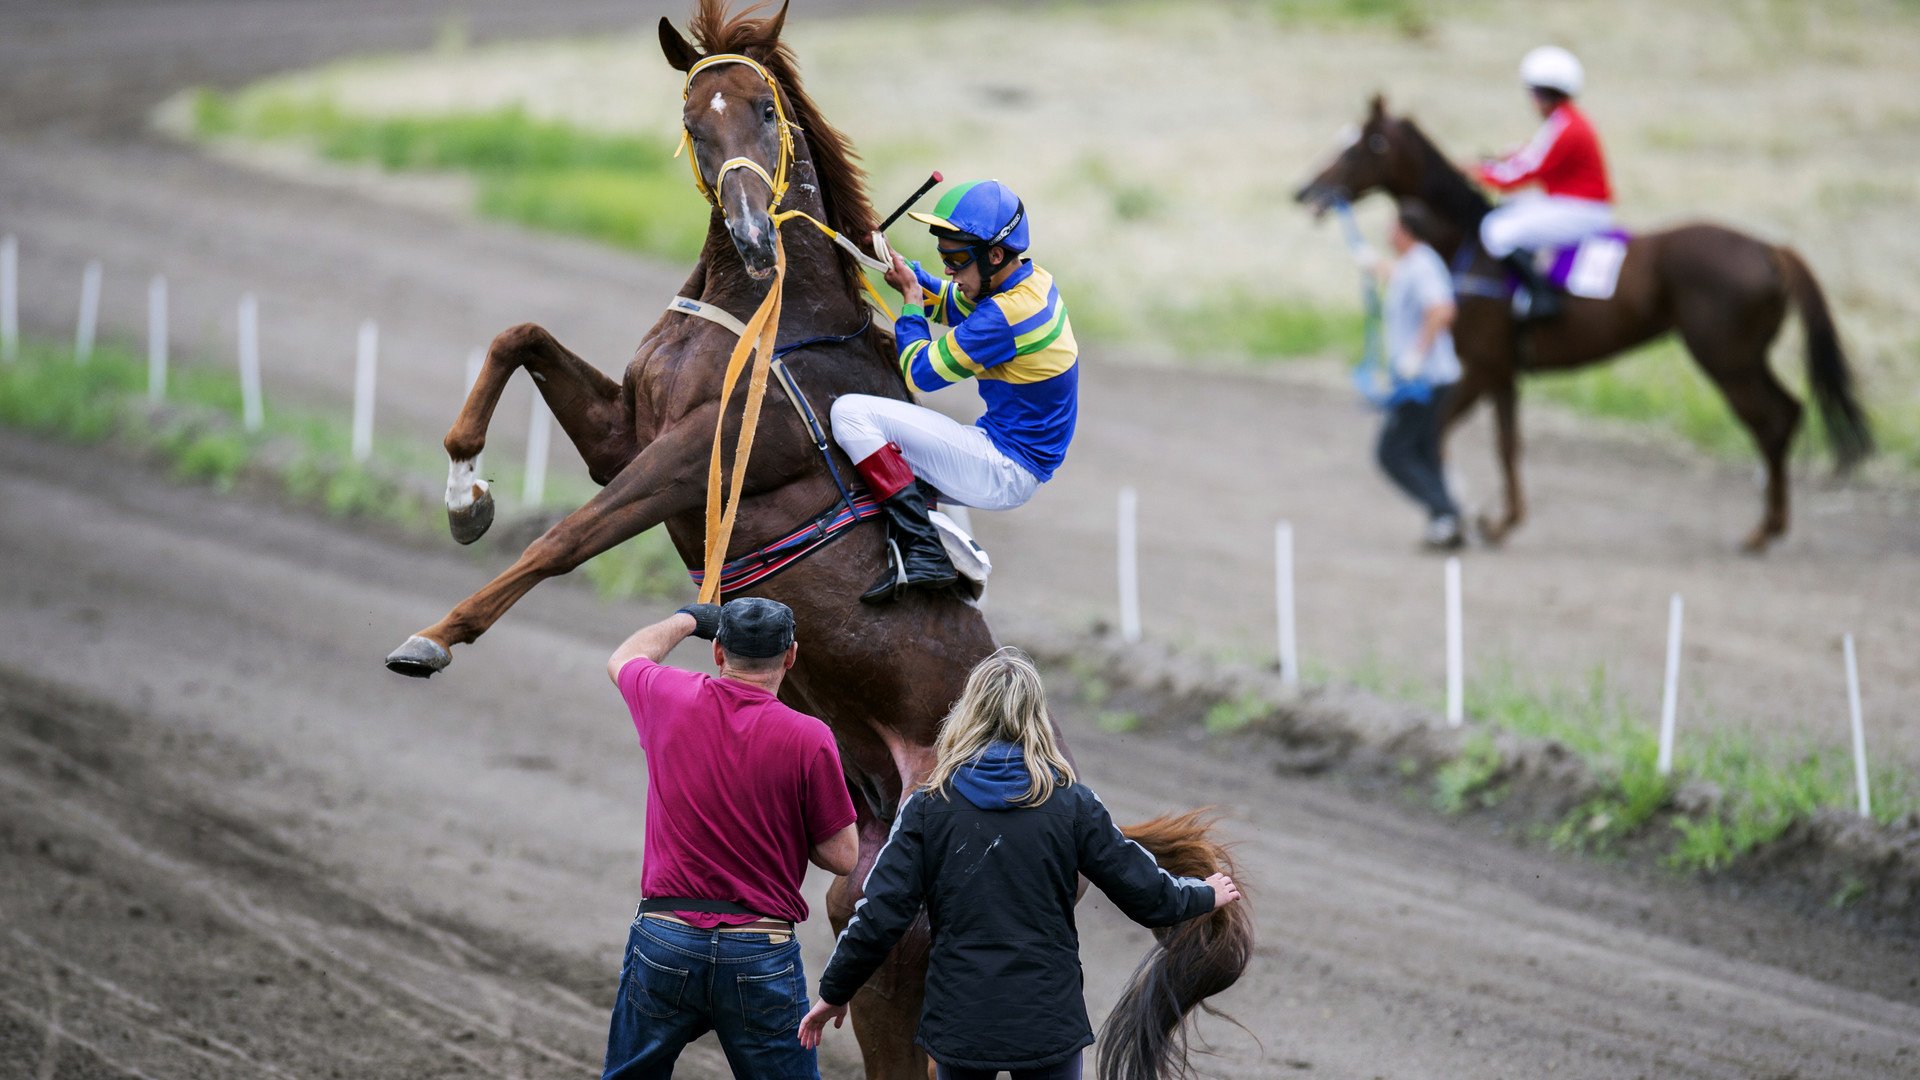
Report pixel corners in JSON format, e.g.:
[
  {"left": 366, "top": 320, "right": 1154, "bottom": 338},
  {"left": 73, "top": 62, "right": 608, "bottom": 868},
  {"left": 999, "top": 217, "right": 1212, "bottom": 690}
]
[{"left": 681, "top": 54, "right": 897, "bottom": 601}]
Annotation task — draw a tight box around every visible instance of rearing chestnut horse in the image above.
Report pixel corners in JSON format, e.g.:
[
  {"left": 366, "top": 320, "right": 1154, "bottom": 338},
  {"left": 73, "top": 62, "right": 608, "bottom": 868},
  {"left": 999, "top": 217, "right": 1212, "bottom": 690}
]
[
  {"left": 1297, "top": 96, "right": 1872, "bottom": 552},
  {"left": 382, "top": 4, "right": 1251, "bottom": 1077}
]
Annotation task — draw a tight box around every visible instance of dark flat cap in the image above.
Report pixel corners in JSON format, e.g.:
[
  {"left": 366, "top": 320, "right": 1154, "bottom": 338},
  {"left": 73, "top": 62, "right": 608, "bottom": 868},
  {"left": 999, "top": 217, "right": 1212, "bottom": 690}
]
[{"left": 717, "top": 597, "right": 795, "bottom": 658}]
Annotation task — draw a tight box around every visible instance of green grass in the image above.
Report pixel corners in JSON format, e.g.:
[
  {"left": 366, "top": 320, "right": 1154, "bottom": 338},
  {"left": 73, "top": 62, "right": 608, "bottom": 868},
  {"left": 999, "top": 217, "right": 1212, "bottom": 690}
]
[
  {"left": 1456, "top": 663, "right": 1920, "bottom": 871},
  {"left": 1433, "top": 730, "right": 1508, "bottom": 813},
  {"left": 1203, "top": 691, "right": 1271, "bottom": 734},
  {"left": 0, "top": 336, "right": 686, "bottom": 597},
  {"left": 192, "top": 89, "right": 709, "bottom": 263},
  {"left": 1165, "top": 294, "right": 1365, "bottom": 363}
]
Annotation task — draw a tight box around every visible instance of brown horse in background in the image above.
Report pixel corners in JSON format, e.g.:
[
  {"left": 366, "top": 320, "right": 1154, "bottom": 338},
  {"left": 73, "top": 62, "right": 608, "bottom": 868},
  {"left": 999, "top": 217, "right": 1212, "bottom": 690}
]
[
  {"left": 1297, "top": 96, "right": 1872, "bottom": 552},
  {"left": 381, "top": 3, "right": 1251, "bottom": 1076}
]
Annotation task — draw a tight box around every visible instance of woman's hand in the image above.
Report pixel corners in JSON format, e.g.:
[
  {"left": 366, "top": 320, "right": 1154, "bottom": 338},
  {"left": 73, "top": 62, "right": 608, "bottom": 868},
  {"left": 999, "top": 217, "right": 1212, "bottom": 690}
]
[
  {"left": 1205, "top": 872, "right": 1241, "bottom": 910},
  {"left": 797, "top": 998, "right": 848, "bottom": 1050}
]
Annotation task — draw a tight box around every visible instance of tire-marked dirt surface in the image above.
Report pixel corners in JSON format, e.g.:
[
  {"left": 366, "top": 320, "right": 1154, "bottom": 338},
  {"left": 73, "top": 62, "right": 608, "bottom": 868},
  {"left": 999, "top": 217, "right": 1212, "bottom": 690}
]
[
  {"left": 4, "top": 2, "right": 1920, "bottom": 1077},
  {"left": 4, "top": 428, "right": 1919, "bottom": 1079}
]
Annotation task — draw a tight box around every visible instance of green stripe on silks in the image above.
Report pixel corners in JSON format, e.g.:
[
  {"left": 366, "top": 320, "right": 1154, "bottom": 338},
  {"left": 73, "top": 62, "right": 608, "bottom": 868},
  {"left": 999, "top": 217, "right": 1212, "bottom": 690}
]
[
  {"left": 1015, "top": 309, "right": 1067, "bottom": 355},
  {"left": 934, "top": 337, "right": 973, "bottom": 382},
  {"left": 900, "top": 340, "right": 928, "bottom": 381}
]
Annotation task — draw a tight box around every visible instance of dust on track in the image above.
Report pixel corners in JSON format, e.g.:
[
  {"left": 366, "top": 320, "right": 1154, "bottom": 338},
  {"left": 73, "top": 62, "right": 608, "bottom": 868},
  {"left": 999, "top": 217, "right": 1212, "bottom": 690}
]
[{"left": 0, "top": 670, "right": 624, "bottom": 1080}]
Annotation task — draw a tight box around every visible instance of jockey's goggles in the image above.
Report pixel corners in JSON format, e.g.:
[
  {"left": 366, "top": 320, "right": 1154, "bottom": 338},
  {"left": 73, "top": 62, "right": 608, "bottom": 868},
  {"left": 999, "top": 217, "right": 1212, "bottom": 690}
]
[{"left": 936, "top": 245, "right": 978, "bottom": 272}]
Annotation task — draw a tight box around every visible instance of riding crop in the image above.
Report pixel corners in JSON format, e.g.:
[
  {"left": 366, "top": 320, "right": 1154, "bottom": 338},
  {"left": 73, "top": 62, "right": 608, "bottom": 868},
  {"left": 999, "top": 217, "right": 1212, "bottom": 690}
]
[{"left": 878, "top": 171, "right": 942, "bottom": 232}]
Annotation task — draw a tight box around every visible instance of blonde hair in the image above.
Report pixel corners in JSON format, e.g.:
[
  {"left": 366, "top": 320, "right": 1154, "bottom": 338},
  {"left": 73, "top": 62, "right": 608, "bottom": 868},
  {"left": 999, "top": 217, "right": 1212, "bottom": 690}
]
[{"left": 925, "top": 647, "right": 1077, "bottom": 806}]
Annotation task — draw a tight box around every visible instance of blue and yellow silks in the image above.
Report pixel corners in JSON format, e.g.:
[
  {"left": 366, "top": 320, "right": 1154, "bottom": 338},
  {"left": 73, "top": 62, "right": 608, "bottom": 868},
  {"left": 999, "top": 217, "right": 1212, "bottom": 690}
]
[{"left": 894, "top": 260, "right": 1079, "bottom": 483}]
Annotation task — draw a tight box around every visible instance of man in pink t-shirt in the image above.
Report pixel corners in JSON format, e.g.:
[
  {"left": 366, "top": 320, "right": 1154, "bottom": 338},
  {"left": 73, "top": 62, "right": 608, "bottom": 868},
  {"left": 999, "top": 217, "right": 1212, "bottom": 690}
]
[{"left": 600, "top": 597, "right": 858, "bottom": 1080}]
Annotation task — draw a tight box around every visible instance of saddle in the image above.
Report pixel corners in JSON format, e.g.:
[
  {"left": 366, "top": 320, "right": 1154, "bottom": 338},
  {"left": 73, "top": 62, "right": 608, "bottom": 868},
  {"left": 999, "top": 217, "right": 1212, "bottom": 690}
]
[
  {"left": 1520, "top": 229, "right": 1632, "bottom": 304},
  {"left": 926, "top": 505, "right": 992, "bottom": 601}
]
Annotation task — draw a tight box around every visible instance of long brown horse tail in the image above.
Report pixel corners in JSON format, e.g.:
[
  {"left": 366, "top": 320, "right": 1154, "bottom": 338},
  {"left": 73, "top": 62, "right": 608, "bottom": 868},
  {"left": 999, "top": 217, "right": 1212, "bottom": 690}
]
[
  {"left": 1099, "top": 810, "right": 1256, "bottom": 1080},
  {"left": 1775, "top": 246, "right": 1873, "bottom": 472}
]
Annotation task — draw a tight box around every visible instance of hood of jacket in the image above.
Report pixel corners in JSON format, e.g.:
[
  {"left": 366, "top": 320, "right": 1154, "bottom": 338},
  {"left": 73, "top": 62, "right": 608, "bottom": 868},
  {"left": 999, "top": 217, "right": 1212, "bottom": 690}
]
[{"left": 952, "top": 741, "right": 1036, "bottom": 810}]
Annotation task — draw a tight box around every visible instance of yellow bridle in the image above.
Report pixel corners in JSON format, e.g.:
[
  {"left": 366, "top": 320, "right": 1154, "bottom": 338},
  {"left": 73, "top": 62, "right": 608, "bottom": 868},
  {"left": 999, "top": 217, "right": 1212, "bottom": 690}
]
[
  {"left": 674, "top": 52, "right": 899, "bottom": 602},
  {"left": 675, "top": 53, "right": 796, "bottom": 217}
]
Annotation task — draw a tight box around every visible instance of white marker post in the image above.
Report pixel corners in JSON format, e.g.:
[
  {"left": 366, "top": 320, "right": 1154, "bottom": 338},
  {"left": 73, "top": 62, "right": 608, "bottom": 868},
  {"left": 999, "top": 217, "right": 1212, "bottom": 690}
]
[
  {"left": 147, "top": 275, "right": 168, "bottom": 403},
  {"left": 352, "top": 319, "right": 378, "bottom": 461},
  {"left": 237, "top": 293, "right": 264, "bottom": 432},
  {"left": 75, "top": 259, "right": 102, "bottom": 363},
  {"left": 1445, "top": 556, "right": 1464, "bottom": 727},
  {"left": 1117, "top": 486, "right": 1141, "bottom": 644},
  {"left": 1844, "top": 634, "right": 1871, "bottom": 819},
  {"left": 1274, "top": 521, "right": 1298, "bottom": 687},
  {"left": 522, "top": 393, "right": 551, "bottom": 506},
  {"left": 1, "top": 234, "right": 18, "bottom": 362},
  {"left": 1656, "top": 593, "right": 1684, "bottom": 776}
]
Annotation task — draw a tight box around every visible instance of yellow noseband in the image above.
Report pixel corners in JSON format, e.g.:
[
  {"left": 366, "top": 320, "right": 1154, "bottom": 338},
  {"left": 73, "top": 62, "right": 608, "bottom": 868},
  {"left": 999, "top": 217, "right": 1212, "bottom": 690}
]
[{"left": 676, "top": 53, "right": 797, "bottom": 218}]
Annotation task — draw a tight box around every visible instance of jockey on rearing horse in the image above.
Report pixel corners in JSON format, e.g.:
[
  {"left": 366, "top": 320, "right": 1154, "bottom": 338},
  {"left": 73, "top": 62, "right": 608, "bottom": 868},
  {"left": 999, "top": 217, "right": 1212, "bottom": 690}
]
[
  {"left": 831, "top": 180, "right": 1080, "bottom": 603},
  {"left": 1473, "top": 45, "right": 1615, "bottom": 321}
]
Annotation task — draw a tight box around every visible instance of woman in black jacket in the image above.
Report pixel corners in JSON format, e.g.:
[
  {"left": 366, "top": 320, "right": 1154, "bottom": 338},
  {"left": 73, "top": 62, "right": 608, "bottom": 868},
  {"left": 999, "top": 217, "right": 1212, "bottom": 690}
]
[{"left": 797, "top": 648, "right": 1240, "bottom": 1080}]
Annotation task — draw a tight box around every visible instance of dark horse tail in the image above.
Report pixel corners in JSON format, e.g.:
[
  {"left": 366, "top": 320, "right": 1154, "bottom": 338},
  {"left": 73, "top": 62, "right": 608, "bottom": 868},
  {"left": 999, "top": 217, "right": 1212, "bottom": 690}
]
[
  {"left": 1776, "top": 247, "right": 1873, "bottom": 471},
  {"left": 1100, "top": 811, "right": 1255, "bottom": 1080}
]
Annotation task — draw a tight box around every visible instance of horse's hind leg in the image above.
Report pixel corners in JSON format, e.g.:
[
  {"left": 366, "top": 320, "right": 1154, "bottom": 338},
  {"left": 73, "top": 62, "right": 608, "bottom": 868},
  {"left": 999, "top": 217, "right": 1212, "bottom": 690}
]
[
  {"left": 1696, "top": 358, "right": 1800, "bottom": 553},
  {"left": 442, "top": 323, "right": 631, "bottom": 544},
  {"left": 1675, "top": 298, "right": 1799, "bottom": 552}
]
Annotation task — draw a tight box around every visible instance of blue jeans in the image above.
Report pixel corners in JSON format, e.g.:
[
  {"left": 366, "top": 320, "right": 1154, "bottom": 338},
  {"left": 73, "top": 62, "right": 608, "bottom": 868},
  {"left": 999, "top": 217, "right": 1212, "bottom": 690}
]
[{"left": 602, "top": 915, "right": 817, "bottom": 1080}]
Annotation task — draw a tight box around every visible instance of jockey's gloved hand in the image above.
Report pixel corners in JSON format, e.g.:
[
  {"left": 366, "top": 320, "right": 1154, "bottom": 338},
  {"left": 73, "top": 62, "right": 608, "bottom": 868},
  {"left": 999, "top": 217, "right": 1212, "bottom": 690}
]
[{"left": 675, "top": 603, "right": 723, "bottom": 640}]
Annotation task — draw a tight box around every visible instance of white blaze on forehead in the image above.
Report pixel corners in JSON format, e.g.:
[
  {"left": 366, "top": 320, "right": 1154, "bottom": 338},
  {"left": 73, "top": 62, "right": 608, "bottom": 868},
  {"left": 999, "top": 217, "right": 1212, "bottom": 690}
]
[
  {"left": 709, "top": 91, "right": 727, "bottom": 114},
  {"left": 445, "top": 458, "right": 489, "bottom": 510}
]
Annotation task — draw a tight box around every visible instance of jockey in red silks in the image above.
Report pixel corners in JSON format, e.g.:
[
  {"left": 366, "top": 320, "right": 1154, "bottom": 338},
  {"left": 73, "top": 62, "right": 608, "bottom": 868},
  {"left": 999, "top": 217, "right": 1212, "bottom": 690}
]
[
  {"left": 1474, "top": 45, "right": 1615, "bottom": 320},
  {"left": 830, "top": 180, "right": 1079, "bottom": 604}
]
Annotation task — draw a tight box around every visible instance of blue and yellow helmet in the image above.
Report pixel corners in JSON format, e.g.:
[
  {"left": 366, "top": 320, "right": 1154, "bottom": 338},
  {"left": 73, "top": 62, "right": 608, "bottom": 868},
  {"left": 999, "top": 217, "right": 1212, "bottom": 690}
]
[{"left": 908, "top": 179, "right": 1029, "bottom": 253}]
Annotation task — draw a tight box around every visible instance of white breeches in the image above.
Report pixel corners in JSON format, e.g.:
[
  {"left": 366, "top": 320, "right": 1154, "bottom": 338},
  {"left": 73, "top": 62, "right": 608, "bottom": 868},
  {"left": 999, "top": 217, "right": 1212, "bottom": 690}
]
[
  {"left": 1480, "top": 195, "right": 1614, "bottom": 258},
  {"left": 830, "top": 394, "right": 1039, "bottom": 512}
]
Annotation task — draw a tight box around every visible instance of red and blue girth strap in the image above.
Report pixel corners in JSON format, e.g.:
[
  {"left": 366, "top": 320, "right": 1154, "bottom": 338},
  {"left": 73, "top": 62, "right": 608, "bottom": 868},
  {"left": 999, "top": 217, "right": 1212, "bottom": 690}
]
[{"left": 688, "top": 493, "right": 883, "bottom": 594}]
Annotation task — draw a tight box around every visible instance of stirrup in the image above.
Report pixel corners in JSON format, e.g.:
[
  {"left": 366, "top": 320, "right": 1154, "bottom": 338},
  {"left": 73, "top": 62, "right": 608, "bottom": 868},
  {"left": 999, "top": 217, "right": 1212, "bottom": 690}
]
[{"left": 860, "top": 538, "right": 909, "bottom": 604}]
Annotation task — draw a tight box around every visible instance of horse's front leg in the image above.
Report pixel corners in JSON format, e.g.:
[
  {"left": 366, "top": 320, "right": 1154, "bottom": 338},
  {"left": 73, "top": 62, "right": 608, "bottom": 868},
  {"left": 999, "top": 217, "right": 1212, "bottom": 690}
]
[
  {"left": 443, "top": 323, "right": 630, "bottom": 545},
  {"left": 386, "top": 412, "right": 709, "bottom": 677},
  {"left": 826, "top": 805, "right": 933, "bottom": 1080},
  {"left": 1477, "top": 377, "right": 1528, "bottom": 545}
]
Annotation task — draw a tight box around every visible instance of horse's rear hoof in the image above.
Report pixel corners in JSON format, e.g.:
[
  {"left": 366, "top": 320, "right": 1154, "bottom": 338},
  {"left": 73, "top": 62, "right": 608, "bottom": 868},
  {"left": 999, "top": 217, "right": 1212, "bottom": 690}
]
[
  {"left": 448, "top": 487, "right": 495, "bottom": 546},
  {"left": 1474, "top": 513, "right": 1508, "bottom": 548},
  {"left": 385, "top": 635, "right": 452, "bottom": 678}
]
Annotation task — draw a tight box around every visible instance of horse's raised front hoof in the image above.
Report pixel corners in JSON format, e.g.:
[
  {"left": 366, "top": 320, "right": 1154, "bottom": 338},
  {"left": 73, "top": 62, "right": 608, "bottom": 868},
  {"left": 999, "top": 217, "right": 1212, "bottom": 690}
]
[
  {"left": 448, "top": 487, "right": 495, "bottom": 545},
  {"left": 385, "top": 635, "right": 452, "bottom": 678}
]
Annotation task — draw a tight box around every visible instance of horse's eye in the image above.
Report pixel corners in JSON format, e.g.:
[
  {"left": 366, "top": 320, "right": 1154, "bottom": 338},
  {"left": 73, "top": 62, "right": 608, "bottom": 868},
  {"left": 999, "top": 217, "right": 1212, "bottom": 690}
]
[
  {"left": 763, "top": 103, "right": 777, "bottom": 122},
  {"left": 1367, "top": 134, "right": 1389, "bottom": 155}
]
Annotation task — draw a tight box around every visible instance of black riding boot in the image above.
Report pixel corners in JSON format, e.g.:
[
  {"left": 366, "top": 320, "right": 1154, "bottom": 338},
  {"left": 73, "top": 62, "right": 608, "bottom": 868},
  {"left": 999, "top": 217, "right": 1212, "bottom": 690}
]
[
  {"left": 1503, "top": 252, "right": 1562, "bottom": 321},
  {"left": 861, "top": 482, "right": 958, "bottom": 604}
]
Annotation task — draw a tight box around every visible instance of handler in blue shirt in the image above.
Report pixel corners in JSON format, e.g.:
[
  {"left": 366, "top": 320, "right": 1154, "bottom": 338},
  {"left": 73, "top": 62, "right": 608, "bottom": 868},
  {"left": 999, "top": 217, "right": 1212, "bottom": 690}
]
[{"left": 1376, "top": 205, "right": 1465, "bottom": 549}]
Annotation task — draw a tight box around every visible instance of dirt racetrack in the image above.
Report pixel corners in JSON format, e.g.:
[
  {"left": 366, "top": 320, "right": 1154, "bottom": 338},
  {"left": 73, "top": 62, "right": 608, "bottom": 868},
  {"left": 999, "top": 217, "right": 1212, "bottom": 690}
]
[{"left": 3, "top": 2, "right": 1920, "bottom": 1078}]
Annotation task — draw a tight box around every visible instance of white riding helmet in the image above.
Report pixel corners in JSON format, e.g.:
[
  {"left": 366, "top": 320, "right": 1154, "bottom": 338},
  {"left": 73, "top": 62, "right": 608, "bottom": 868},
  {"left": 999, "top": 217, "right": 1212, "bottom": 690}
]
[{"left": 1519, "top": 45, "right": 1583, "bottom": 97}]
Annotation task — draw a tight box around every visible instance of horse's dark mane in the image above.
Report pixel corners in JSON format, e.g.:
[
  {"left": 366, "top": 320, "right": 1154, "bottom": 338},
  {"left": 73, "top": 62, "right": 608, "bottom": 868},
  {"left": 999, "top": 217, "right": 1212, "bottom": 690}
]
[
  {"left": 1396, "top": 116, "right": 1492, "bottom": 230},
  {"left": 690, "top": 0, "right": 878, "bottom": 292}
]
